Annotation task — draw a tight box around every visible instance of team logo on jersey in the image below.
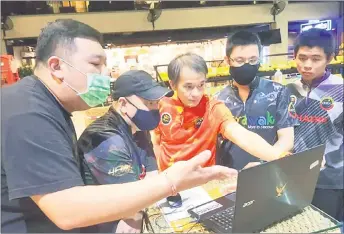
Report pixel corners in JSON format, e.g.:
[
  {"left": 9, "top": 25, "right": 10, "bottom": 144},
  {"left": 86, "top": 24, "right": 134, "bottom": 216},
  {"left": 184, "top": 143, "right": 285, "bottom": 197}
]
[
  {"left": 288, "top": 95, "right": 298, "bottom": 113},
  {"left": 161, "top": 112, "right": 172, "bottom": 125},
  {"left": 108, "top": 164, "right": 133, "bottom": 177},
  {"left": 234, "top": 111, "right": 275, "bottom": 129},
  {"left": 289, "top": 95, "right": 297, "bottom": 105},
  {"left": 320, "top": 96, "right": 334, "bottom": 111}
]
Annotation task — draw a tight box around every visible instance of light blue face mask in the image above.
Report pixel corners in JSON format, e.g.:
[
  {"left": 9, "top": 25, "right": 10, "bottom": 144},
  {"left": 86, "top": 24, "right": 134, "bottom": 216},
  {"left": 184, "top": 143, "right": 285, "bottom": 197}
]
[{"left": 59, "top": 58, "right": 111, "bottom": 107}]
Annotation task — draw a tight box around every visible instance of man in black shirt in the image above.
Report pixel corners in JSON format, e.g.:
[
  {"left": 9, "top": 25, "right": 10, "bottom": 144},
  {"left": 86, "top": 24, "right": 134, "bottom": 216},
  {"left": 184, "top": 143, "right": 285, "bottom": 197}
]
[{"left": 1, "top": 19, "right": 237, "bottom": 233}]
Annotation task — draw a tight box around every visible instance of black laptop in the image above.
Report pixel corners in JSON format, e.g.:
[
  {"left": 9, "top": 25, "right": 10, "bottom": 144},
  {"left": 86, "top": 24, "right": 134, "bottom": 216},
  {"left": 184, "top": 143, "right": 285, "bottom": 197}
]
[{"left": 188, "top": 145, "right": 326, "bottom": 233}]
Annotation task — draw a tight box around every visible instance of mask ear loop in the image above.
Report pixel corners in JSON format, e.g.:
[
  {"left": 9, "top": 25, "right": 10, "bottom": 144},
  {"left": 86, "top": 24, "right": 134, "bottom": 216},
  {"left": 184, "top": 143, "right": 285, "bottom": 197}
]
[
  {"left": 63, "top": 81, "right": 80, "bottom": 94},
  {"left": 125, "top": 97, "right": 140, "bottom": 110},
  {"left": 118, "top": 97, "right": 127, "bottom": 114},
  {"left": 56, "top": 56, "right": 88, "bottom": 95},
  {"left": 119, "top": 97, "right": 135, "bottom": 122}
]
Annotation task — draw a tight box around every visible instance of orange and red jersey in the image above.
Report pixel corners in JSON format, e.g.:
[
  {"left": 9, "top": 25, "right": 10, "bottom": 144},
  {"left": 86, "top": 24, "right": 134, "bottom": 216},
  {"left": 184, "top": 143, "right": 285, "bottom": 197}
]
[{"left": 155, "top": 94, "right": 235, "bottom": 171}]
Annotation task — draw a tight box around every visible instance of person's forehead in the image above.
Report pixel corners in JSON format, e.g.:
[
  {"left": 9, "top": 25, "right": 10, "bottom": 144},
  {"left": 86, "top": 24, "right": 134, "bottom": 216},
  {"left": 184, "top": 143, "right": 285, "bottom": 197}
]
[
  {"left": 179, "top": 67, "right": 206, "bottom": 83},
  {"left": 297, "top": 46, "right": 326, "bottom": 57},
  {"left": 73, "top": 37, "right": 106, "bottom": 59},
  {"left": 231, "top": 44, "right": 259, "bottom": 57}
]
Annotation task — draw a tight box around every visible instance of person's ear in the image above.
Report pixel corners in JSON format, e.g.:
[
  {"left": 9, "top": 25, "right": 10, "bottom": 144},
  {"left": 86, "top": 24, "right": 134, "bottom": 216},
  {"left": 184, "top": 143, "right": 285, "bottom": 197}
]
[
  {"left": 118, "top": 97, "right": 128, "bottom": 114},
  {"left": 224, "top": 56, "right": 230, "bottom": 65},
  {"left": 169, "top": 81, "right": 178, "bottom": 91},
  {"left": 47, "top": 56, "right": 64, "bottom": 83}
]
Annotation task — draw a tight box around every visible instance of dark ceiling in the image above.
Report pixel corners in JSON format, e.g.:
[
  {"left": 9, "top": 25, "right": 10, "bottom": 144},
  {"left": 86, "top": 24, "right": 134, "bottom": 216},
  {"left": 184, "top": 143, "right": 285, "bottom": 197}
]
[
  {"left": 1, "top": 1, "right": 269, "bottom": 16},
  {"left": 5, "top": 24, "right": 272, "bottom": 48}
]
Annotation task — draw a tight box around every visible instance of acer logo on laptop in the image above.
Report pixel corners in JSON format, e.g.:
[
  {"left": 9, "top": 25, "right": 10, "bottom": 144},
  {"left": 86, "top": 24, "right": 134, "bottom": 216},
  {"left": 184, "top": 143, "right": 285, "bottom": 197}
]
[{"left": 242, "top": 200, "right": 255, "bottom": 208}]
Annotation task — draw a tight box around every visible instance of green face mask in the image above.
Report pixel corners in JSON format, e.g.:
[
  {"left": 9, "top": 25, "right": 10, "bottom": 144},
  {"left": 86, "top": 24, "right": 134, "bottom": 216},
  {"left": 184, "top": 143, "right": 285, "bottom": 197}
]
[
  {"left": 59, "top": 58, "right": 111, "bottom": 107},
  {"left": 77, "top": 73, "right": 110, "bottom": 107}
]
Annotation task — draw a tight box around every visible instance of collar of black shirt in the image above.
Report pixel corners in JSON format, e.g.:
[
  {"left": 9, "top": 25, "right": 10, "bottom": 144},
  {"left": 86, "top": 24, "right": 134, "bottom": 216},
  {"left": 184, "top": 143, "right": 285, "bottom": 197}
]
[{"left": 107, "top": 106, "right": 133, "bottom": 135}]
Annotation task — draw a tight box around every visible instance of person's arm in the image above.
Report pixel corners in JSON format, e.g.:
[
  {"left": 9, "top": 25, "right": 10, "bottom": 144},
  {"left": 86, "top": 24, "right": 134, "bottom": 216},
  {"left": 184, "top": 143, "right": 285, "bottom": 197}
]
[
  {"left": 31, "top": 150, "right": 237, "bottom": 230},
  {"left": 211, "top": 102, "right": 287, "bottom": 162},
  {"left": 222, "top": 121, "right": 286, "bottom": 161},
  {"left": 273, "top": 127, "right": 294, "bottom": 153},
  {"left": 5, "top": 112, "right": 237, "bottom": 231},
  {"left": 242, "top": 127, "right": 295, "bottom": 170},
  {"left": 31, "top": 176, "right": 169, "bottom": 230}
]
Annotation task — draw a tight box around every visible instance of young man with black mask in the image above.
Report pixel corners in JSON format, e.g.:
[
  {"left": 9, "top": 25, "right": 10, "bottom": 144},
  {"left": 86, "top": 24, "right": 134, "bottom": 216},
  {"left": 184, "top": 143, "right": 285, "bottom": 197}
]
[
  {"left": 77, "top": 70, "right": 173, "bottom": 233},
  {"left": 287, "top": 28, "right": 343, "bottom": 222},
  {"left": 216, "top": 31, "right": 298, "bottom": 170}
]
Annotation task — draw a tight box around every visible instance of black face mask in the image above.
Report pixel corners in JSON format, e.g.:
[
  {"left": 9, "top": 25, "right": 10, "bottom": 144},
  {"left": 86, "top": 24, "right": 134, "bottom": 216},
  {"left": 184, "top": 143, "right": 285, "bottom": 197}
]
[{"left": 230, "top": 63, "right": 260, "bottom": 85}]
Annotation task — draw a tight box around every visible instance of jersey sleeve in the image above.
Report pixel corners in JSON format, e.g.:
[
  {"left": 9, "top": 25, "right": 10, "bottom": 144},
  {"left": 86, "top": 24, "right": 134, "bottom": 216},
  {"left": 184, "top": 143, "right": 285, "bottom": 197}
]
[{"left": 210, "top": 101, "right": 236, "bottom": 135}]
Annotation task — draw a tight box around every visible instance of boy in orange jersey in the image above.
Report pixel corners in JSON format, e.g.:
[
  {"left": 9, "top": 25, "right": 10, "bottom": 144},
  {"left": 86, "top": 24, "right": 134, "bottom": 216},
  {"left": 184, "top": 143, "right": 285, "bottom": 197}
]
[{"left": 152, "top": 53, "right": 290, "bottom": 171}]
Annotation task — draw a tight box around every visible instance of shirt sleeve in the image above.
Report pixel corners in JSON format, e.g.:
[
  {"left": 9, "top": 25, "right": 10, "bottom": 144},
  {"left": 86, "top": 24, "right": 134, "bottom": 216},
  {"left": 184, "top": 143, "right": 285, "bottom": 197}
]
[
  {"left": 210, "top": 101, "right": 235, "bottom": 135},
  {"left": 83, "top": 135, "right": 138, "bottom": 184},
  {"left": 276, "top": 86, "right": 299, "bottom": 130},
  {"left": 2, "top": 112, "right": 84, "bottom": 200}
]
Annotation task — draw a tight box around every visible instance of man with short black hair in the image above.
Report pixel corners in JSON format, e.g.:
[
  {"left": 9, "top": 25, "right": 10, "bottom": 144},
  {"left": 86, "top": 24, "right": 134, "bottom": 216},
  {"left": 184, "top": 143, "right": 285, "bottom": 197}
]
[
  {"left": 287, "top": 28, "right": 343, "bottom": 222},
  {"left": 1, "top": 19, "right": 237, "bottom": 233},
  {"left": 216, "top": 31, "right": 297, "bottom": 170}
]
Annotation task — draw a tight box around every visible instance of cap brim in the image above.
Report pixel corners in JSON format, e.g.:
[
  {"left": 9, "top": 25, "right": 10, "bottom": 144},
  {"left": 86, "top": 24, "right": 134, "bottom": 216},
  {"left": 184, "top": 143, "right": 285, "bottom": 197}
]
[{"left": 136, "top": 86, "right": 174, "bottom": 101}]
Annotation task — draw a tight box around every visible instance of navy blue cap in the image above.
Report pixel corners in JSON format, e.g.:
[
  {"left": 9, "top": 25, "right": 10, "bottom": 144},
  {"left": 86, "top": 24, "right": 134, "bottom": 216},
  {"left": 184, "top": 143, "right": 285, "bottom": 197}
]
[{"left": 112, "top": 70, "right": 173, "bottom": 101}]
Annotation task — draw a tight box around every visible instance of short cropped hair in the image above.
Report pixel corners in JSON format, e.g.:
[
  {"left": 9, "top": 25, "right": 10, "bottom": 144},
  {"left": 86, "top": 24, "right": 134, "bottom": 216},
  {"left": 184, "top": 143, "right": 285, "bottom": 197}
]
[
  {"left": 294, "top": 28, "right": 335, "bottom": 60},
  {"left": 35, "top": 19, "right": 103, "bottom": 65},
  {"left": 226, "top": 31, "right": 262, "bottom": 57}
]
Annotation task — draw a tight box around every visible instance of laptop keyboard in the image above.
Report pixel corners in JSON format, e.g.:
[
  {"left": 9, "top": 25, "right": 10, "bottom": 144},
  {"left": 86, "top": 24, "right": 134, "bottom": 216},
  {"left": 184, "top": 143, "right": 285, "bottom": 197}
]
[{"left": 208, "top": 206, "right": 235, "bottom": 231}]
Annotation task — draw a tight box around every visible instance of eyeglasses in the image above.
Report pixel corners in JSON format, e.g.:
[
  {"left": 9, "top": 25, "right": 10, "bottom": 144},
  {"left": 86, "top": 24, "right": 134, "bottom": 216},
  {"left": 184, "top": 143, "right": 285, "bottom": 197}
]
[{"left": 229, "top": 57, "right": 260, "bottom": 66}]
